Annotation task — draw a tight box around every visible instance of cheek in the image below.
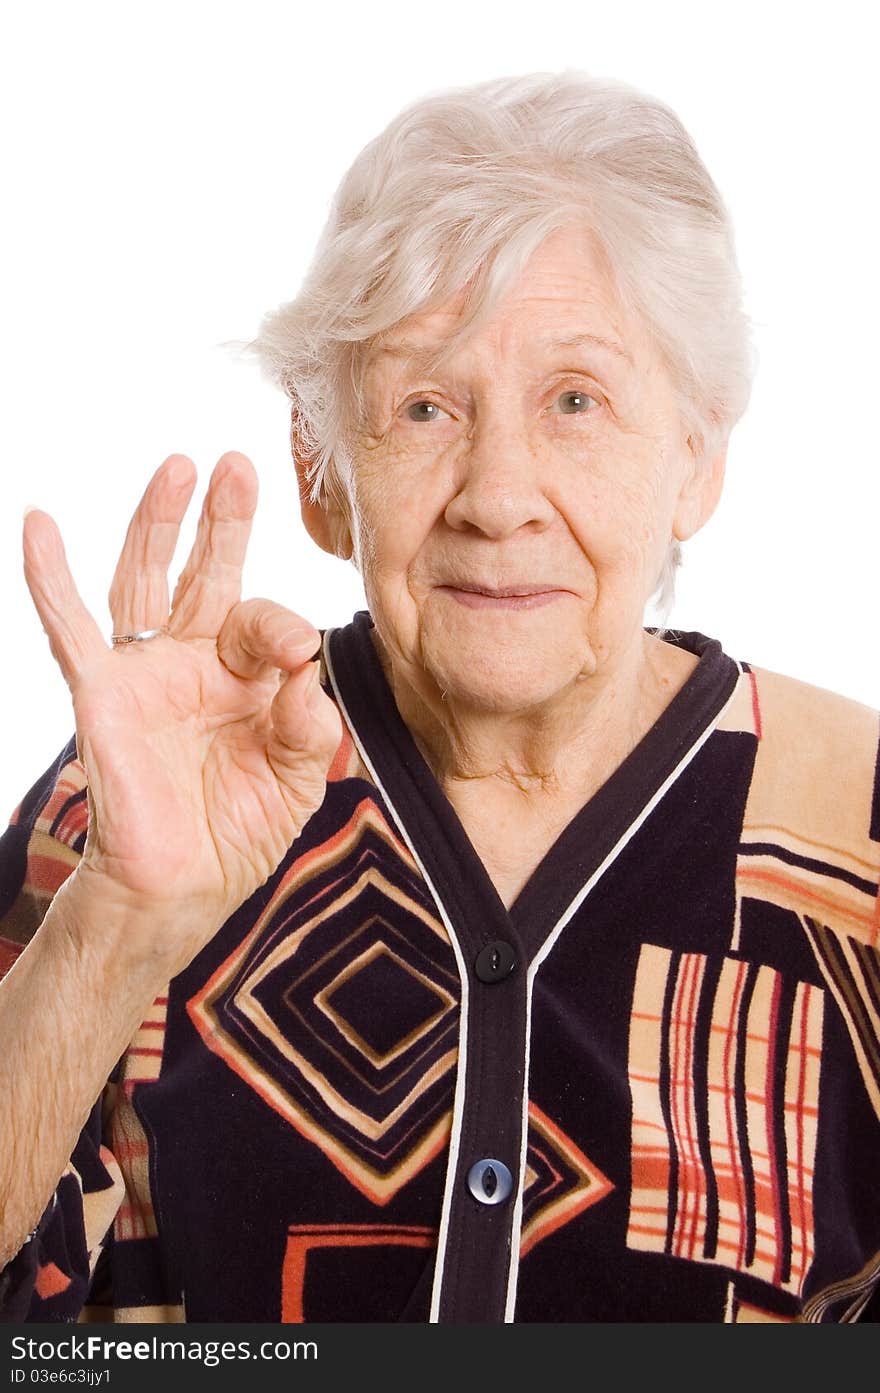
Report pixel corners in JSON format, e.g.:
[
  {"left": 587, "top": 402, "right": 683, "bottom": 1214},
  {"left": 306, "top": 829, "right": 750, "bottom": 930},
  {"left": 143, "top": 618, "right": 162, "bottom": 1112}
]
[
  {"left": 350, "top": 471, "right": 441, "bottom": 599},
  {"left": 560, "top": 443, "right": 677, "bottom": 574}
]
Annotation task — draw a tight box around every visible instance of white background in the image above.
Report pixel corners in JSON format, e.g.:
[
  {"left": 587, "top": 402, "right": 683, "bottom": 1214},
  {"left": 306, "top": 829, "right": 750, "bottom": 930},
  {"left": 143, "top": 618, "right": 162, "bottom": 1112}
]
[{"left": 2, "top": 0, "right": 877, "bottom": 818}]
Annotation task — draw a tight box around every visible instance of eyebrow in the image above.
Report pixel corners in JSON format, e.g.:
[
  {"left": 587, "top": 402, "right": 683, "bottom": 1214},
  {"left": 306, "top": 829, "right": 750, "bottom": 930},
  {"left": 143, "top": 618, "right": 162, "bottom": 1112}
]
[
  {"left": 539, "top": 332, "right": 632, "bottom": 362},
  {"left": 368, "top": 330, "right": 631, "bottom": 368},
  {"left": 366, "top": 340, "right": 449, "bottom": 369}
]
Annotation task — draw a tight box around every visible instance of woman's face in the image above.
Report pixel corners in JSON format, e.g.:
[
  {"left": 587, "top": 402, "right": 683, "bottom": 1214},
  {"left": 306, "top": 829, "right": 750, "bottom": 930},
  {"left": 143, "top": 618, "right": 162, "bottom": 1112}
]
[{"left": 318, "top": 225, "right": 723, "bottom": 716}]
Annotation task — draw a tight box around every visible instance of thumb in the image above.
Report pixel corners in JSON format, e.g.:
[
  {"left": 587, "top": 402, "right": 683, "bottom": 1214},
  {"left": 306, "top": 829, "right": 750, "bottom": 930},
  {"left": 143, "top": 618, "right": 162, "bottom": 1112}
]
[{"left": 266, "top": 661, "right": 342, "bottom": 826}]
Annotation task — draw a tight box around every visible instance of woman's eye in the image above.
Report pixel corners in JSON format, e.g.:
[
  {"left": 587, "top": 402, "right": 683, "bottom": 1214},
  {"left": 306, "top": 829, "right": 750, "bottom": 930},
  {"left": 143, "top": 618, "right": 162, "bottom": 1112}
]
[
  {"left": 404, "top": 400, "right": 451, "bottom": 423},
  {"left": 551, "top": 390, "right": 599, "bottom": 415}
]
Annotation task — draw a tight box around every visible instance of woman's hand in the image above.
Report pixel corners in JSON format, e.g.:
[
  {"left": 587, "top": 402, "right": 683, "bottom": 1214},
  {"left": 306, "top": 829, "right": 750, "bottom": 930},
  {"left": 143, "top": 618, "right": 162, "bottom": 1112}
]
[{"left": 21, "top": 451, "right": 342, "bottom": 972}]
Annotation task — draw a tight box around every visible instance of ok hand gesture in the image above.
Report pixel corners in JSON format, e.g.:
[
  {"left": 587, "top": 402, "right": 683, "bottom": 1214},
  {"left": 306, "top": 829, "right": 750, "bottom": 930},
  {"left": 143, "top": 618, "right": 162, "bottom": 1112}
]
[{"left": 22, "top": 451, "right": 342, "bottom": 974}]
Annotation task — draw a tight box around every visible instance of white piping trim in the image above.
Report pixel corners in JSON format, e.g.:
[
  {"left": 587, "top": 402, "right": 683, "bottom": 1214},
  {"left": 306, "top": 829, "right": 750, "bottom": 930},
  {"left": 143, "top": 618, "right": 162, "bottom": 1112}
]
[
  {"left": 321, "top": 628, "right": 471, "bottom": 1325},
  {"left": 502, "top": 662, "right": 747, "bottom": 1320}
]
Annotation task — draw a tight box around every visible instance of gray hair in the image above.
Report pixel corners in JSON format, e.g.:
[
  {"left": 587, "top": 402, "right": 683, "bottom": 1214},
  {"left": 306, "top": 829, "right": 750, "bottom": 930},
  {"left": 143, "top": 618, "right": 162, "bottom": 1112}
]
[{"left": 248, "top": 69, "right": 757, "bottom": 621}]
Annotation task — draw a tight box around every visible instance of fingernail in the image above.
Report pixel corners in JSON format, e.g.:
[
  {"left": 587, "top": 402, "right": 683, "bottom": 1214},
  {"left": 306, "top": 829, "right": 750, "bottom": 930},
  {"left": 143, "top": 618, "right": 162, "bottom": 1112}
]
[
  {"left": 23, "top": 505, "right": 39, "bottom": 519},
  {"left": 166, "top": 455, "right": 195, "bottom": 487},
  {"left": 283, "top": 626, "right": 319, "bottom": 652}
]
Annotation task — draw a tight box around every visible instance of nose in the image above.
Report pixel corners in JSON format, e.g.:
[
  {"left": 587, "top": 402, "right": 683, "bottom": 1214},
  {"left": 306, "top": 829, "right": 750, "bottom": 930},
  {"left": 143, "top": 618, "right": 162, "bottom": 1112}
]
[{"left": 444, "top": 418, "right": 555, "bottom": 538}]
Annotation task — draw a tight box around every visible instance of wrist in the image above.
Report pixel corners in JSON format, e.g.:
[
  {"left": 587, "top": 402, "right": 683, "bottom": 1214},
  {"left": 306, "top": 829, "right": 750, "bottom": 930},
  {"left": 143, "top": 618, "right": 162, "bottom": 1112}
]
[{"left": 46, "top": 861, "right": 221, "bottom": 982}]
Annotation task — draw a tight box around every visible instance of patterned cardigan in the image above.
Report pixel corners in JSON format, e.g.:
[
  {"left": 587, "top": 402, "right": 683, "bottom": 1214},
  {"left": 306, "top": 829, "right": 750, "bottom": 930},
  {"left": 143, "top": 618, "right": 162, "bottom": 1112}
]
[{"left": 1, "top": 611, "right": 879, "bottom": 1323}]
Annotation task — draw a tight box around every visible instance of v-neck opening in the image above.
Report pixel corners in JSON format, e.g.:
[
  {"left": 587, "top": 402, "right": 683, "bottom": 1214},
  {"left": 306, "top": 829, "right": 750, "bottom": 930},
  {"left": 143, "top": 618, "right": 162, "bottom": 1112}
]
[{"left": 325, "top": 611, "right": 741, "bottom": 960}]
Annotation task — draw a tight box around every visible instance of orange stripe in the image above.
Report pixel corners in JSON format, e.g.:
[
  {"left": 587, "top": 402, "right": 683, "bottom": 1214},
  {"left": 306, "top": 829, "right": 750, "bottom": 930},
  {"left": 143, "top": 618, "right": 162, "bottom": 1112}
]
[
  {"left": 748, "top": 670, "right": 762, "bottom": 739},
  {"left": 282, "top": 1226, "right": 434, "bottom": 1323},
  {"left": 26, "top": 852, "right": 77, "bottom": 895},
  {"left": 35, "top": 1262, "right": 72, "bottom": 1299},
  {"left": 0, "top": 938, "right": 23, "bottom": 981},
  {"left": 327, "top": 726, "right": 354, "bottom": 782},
  {"left": 738, "top": 867, "right": 874, "bottom": 929},
  {"left": 742, "top": 823, "right": 879, "bottom": 875},
  {"left": 632, "top": 1154, "right": 674, "bottom": 1189}
]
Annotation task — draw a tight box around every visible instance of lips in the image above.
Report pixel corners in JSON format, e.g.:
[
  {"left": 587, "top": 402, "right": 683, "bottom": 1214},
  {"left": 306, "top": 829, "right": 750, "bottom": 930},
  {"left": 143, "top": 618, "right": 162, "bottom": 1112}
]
[
  {"left": 437, "top": 581, "right": 568, "bottom": 611},
  {"left": 444, "top": 582, "right": 559, "bottom": 598}
]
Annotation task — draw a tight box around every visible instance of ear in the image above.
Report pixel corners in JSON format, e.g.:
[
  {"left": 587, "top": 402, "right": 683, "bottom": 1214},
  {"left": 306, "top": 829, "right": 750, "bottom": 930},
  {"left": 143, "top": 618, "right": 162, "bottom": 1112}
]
[
  {"left": 290, "top": 414, "right": 354, "bottom": 562},
  {"left": 672, "top": 437, "right": 727, "bottom": 543}
]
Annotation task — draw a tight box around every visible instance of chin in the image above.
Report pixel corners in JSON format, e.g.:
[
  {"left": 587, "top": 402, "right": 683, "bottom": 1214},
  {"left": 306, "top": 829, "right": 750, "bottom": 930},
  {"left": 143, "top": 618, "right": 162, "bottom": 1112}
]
[
  {"left": 418, "top": 612, "right": 593, "bottom": 705},
  {"left": 430, "top": 648, "right": 574, "bottom": 715}
]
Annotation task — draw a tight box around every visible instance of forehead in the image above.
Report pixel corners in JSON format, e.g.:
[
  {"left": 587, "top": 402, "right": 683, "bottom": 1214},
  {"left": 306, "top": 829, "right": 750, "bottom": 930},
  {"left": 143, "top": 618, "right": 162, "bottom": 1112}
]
[{"left": 364, "top": 225, "right": 636, "bottom": 374}]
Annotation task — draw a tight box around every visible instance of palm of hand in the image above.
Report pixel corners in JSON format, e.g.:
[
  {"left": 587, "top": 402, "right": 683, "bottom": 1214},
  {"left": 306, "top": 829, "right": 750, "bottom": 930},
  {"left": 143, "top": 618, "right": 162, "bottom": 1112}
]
[{"left": 23, "top": 452, "right": 341, "bottom": 940}]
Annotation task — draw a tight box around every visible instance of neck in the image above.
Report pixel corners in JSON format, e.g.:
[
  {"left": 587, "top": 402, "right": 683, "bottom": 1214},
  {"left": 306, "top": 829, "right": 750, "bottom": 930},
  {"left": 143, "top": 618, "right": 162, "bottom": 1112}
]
[{"left": 371, "top": 626, "right": 699, "bottom": 808}]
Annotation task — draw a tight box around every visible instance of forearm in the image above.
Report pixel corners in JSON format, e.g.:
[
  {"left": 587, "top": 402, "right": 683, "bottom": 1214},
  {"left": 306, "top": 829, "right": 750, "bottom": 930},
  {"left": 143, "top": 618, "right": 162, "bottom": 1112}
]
[{"left": 0, "top": 868, "right": 189, "bottom": 1269}]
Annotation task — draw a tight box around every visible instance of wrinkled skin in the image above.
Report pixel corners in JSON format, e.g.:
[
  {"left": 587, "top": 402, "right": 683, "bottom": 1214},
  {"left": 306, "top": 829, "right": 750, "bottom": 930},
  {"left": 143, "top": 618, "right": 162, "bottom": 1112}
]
[
  {"left": 22, "top": 223, "right": 727, "bottom": 953},
  {"left": 22, "top": 451, "right": 342, "bottom": 971},
  {"left": 299, "top": 225, "right": 726, "bottom": 793}
]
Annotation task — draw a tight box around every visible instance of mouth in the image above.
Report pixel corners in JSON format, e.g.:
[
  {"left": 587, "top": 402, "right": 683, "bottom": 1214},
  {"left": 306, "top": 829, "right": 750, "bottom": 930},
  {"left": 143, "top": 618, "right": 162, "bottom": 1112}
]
[{"left": 437, "top": 582, "right": 568, "bottom": 611}]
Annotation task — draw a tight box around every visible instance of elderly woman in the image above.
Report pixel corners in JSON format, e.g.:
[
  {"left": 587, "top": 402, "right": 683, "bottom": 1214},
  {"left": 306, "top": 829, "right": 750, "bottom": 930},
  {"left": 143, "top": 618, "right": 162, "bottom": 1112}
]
[{"left": 1, "top": 70, "right": 878, "bottom": 1326}]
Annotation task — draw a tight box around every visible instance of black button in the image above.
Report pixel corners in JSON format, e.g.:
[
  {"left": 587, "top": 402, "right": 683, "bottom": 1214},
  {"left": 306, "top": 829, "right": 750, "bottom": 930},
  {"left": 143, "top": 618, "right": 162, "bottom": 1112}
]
[
  {"left": 474, "top": 939, "right": 517, "bottom": 983},
  {"left": 467, "top": 1158, "right": 514, "bottom": 1205}
]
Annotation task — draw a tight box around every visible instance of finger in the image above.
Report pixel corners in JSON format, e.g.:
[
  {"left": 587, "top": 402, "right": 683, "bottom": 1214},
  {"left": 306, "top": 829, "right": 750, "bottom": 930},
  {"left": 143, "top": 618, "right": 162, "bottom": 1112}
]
[
  {"left": 22, "top": 509, "right": 108, "bottom": 689},
  {"left": 168, "top": 451, "right": 259, "bottom": 640},
  {"left": 266, "top": 662, "right": 342, "bottom": 825},
  {"left": 216, "top": 598, "right": 321, "bottom": 681},
  {"left": 108, "top": 454, "right": 198, "bottom": 636}
]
